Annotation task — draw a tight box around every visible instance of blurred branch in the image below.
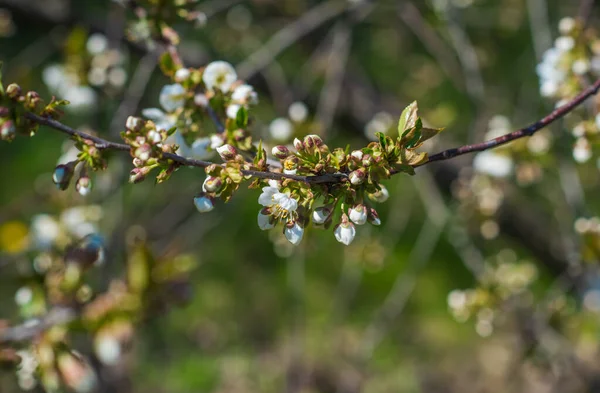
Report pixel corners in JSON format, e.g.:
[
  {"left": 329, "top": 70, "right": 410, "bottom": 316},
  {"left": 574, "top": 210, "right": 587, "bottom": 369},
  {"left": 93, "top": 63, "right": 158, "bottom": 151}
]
[
  {"left": 236, "top": 1, "right": 351, "bottom": 79},
  {"left": 0, "top": 307, "right": 76, "bottom": 344}
]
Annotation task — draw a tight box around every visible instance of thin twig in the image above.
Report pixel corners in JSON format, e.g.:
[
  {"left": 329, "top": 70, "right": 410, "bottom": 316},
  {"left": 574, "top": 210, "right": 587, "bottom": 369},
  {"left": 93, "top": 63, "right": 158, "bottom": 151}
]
[
  {"left": 0, "top": 307, "right": 76, "bottom": 343},
  {"left": 23, "top": 78, "right": 600, "bottom": 185}
]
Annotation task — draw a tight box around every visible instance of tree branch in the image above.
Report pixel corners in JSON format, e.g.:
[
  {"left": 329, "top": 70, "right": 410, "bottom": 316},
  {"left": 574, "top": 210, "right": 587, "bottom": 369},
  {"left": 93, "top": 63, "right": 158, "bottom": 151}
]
[
  {"left": 23, "top": 78, "right": 600, "bottom": 185},
  {"left": 0, "top": 307, "right": 76, "bottom": 344}
]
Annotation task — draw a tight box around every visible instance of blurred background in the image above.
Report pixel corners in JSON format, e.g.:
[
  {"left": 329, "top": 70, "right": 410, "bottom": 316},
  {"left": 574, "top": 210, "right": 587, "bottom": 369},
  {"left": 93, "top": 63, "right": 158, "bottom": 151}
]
[{"left": 1, "top": 0, "right": 600, "bottom": 392}]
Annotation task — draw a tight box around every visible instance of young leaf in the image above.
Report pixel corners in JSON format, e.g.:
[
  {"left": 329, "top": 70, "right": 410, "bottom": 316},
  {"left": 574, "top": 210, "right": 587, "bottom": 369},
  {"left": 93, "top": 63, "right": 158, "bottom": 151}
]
[
  {"left": 235, "top": 106, "right": 249, "bottom": 128},
  {"left": 398, "top": 101, "right": 419, "bottom": 134},
  {"left": 159, "top": 51, "right": 180, "bottom": 77}
]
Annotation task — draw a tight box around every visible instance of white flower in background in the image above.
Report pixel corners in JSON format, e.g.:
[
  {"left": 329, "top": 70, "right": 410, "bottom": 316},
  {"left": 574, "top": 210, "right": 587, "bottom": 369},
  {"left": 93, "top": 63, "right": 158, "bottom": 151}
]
[
  {"left": 572, "top": 59, "right": 590, "bottom": 75},
  {"left": 364, "top": 111, "right": 393, "bottom": 140},
  {"left": 573, "top": 138, "right": 592, "bottom": 163},
  {"left": 194, "top": 195, "right": 214, "bottom": 212},
  {"left": 15, "top": 286, "right": 33, "bottom": 306},
  {"left": 159, "top": 83, "right": 186, "bottom": 112},
  {"left": 258, "top": 186, "right": 298, "bottom": 215},
  {"left": 258, "top": 211, "right": 275, "bottom": 230},
  {"left": 227, "top": 104, "right": 242, "bottom": 119},
  {"left": 42, "top": 64, "right": 70, "bottom": 91},
  {"left": 64, "top": 86, "right": 97, "bottom": 110},
  {"left": 269, "top": 118, "right": 293, "bottom": 141},
  {"left": 210, "top": 134, "right": 224, "bottom": 149},
  {"left": 86, "top": 33, "right": 108, "bottom": 55},
  {"left": 537, "top": 48, "right": 565, "bottom": 98},
  {"left": 334, "top": 218, "right": 356, "bottom": 246},
  {"left": 231, "top": 84, "right": 258, "bottom": 105},
  {"left": 60, "top": 206, "right": 102, "bottom": 238},
  {"left": 288, "top": 102, "right": 308, "bottom": 123},
  {"left": 30, "top": 215, "right": 60, "bottom": 249},
  {"left": 473, "top": 150, "right": 513, "bottom": 178},
  {"left": 174, "top": 68, "right": 191, "bottom": 82},
  {"left": 94, "top": 335, "right": 121, "bottom": 366},
  {"left": 555, "top": 36, "right": 575, "bottom": 52},
  {"left": 175, "top": 133, "right": 214, "bottom": 160},
  {"left": 559, "top": 17, "right": 576, "bottom": 35},
  {"left": 203, "top": 61, "right": 237, "bottom": 92},
  {"left": 142, "top": 108, "right": 176, "bottom": 132},
  {"left": 284, "top": 222, "right": 304, "bottom": 245},
  {"left": 348, "top": 205, "right": 367, "bottom": 225}
]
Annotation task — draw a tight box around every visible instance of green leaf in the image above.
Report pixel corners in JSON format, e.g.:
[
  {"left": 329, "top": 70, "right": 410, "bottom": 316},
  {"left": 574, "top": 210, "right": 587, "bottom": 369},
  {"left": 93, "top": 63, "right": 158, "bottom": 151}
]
[
  {"left": 235, "top": 106, "right": 249, "bottom": 128},
  {"left": 376, "top": 132, "right": 387, "bottom": 150},
  {"left": 398, "top": 101, "right": 419, "bottom": 135},
  {"left": 400, "top": 118, "right": 423, "bottom": 149},
  {"left": 159, "top": 51, "right": 180, "bottom": 77},
  {"left": 419, "top": 127, "right": 444, "bottom": 143}
]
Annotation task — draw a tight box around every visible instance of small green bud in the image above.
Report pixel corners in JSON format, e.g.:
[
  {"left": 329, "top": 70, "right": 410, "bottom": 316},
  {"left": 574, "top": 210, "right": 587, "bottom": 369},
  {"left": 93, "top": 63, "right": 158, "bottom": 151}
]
[
  {"left": 6, "top": 83, "right": 21, "bottom": 99},
  {"left": 25, "top": 91, "right": 42, "bottom": 111}
]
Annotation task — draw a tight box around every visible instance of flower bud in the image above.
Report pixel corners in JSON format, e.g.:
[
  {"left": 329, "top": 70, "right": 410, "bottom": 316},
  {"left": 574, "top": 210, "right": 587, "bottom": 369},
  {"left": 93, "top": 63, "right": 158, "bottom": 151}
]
[
  {"left": 25, "top": 91, "right": 42, "bottom": 111},
  {"left": 284, "top": 221, "right": 304, "bottom": 245},
  {"left": 146, "top": 129, "right": 163, "bottom": 145},
  {"left": 126, "top": 116, "right": 144, "bottom": 132},
  {"left": 216, "top": 144, "right": 237, "bottom": 161},
  {"left": 362, "top": 154, "right": 373, "bottom": 167},
  {"left": 134, "top": 144, "right": 152, "bottom": 161},
  {"left": 271, "top": 145, "right": 290, "bottom": 159},
  {"left": 368, "top": 207, "right": 381, "bottom": 226},
  {"left": 304, "top": 134, "right": 323, "bottom": 148},
  {"left": 129, "top": 167, "right": 150, "bottom": 183},
  {"left": 6, "top": 83, "right": 21, "bottom": 99},
  {"left": 76, "top": 175, "right": 92, "bottom": 196},
  {"left": 0, "top": 106, "right": 9, "bottom": 118},
  {"left": 53, "top": 162, "right": 76, "bottom": 190},
  {"left": 349, "top": 204, "right": 367, "bottom": 225},
  {"left": 194, "top": 194, "right": 215, "bottom": 213},
  {"left": 349, "top": 169, "right": 366, "bottom": 185},
  {"left": 202, "top": 176, "right": 223, "bottom": 193},
  {"left": 334, "top": 214, "right": 356, "bottom": 246},
  {"left": 312, "top": 206, "right": 331, "bottom": 225},
  {"left": 293, "top": 138, "right": 304, "bottom": 151},
  {"left": 0, "top": 120, "right": 16, "bottom": 141},
  {"left": 132, "top": 157, "right": 144, "bottom": 167},
  {"left": 351, "top": 150, "right": 364, "bottom": 161}
]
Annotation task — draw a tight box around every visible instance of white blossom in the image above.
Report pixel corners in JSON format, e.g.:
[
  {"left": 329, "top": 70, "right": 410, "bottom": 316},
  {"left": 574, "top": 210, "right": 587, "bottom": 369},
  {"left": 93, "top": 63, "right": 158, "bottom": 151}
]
[
  {"left": 176, "top": 134, "right": 214, "bottom": 160},
  {"left": 349, "top": 205, "right": 367, "bottom": 225},
  {"left": 572, "top": 59, "right": 590, "bottom": 75},
  {"left": 258, "top": 212, "right": 275, "bottom": 230},
  {"left": 258, "top": 186, "right": 298, "bottom": 213},
  {"left": 175, "top": 68, "right": 191, "bottom": 82},
  {"left": 86, "top": 33, "right": 108, "bottom": 55},
  {"left": 210, "top": 134, "right": 224, "bottom": 149},
  {"left": 334, "top": 222, "right": 356, "bottom": 246},
  {"left": 573, "top": 138, "right": 592, "bottom": 163},
  {"left": 15, "top": 286, "right": 33, "bottom": 306},
  {"left": 284, "top": 222, "right": 304, "bottom": 245},
  {"left": 312, "top": 207, "right": 329, "bottom": 225},
  {"left": 231, "top": 84, "right": 257, "bottom": 105},
  {"left": 30, "top": 215, "right": 61, "bottom": 249},
  {"left": 555, "top": 36, "right": 575, "bottom": 52},
  {"left": 269, "top": 118, "right": 294, "bottom": 141},
  {"left": 559, "top": 17, "right": 576, "bottom": 34},
  {"left": 159, "top": 84, "right": 186, "bottom": 112},
  {"left": 227, "top": 104, "right": 242, "bottom": 119},
  {"left": 95, "top": 335, "right": 121, "bottom": 365},
  {"left": 203, "top": 61, "right": 237, "bottom": 92},
  {"left": 368, "top": 185, "right": 389, "bottom": 203}
]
